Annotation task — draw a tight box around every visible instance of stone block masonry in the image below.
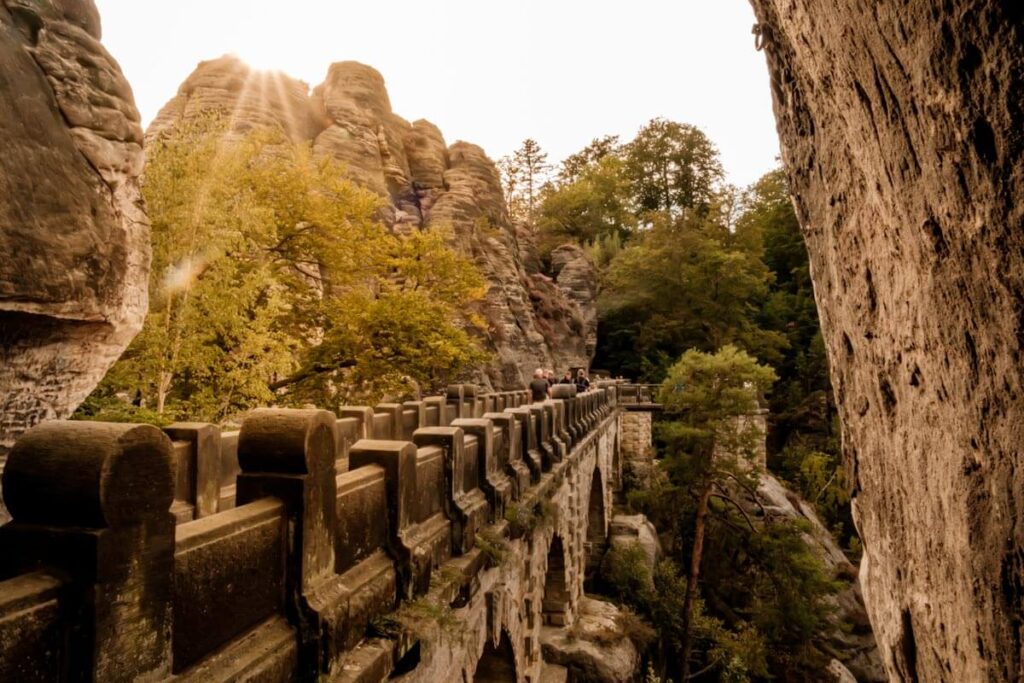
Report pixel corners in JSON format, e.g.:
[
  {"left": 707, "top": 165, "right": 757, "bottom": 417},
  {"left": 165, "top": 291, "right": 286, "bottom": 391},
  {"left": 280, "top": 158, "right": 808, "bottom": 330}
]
[{"left": 0, "top": 381, "right": 651, "bottom": 682}]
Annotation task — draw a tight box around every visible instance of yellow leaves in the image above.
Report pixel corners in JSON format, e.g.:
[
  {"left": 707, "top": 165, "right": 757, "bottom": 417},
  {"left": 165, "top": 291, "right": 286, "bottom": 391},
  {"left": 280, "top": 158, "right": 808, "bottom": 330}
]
[{"left": 97, "top": 115, "right": 494, "bottom": 419}]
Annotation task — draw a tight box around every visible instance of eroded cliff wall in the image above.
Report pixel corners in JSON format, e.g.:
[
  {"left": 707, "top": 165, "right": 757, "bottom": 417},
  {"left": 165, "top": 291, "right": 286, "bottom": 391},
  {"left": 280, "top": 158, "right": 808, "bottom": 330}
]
[
  {"left": 0, "top": 0, "right": 148, "bottom": 448},
  {"left": 148, "top": 56, "right": 596, "bottom": 389},
  {"left": 749, "top": 1, "right": 1024, "bottom": 678}
]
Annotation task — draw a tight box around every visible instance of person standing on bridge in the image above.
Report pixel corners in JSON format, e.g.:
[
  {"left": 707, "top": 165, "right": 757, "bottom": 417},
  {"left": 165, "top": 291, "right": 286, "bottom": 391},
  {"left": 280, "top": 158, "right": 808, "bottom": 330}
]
[
  {"left": 575, "top": 368, "right": 591, "bottom": 392},
  {"left": 560, "top": 370, "right": 574, "bottom": 385},
  {"left": 530, "top": 368, "right": 551, "bottom": 402}
]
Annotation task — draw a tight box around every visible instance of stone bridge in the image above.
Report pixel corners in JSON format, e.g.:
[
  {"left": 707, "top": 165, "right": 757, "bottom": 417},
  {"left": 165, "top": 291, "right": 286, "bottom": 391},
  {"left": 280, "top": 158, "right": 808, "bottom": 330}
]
[{"left": 0, "top": 381, "right": 659, "bottom": 682}]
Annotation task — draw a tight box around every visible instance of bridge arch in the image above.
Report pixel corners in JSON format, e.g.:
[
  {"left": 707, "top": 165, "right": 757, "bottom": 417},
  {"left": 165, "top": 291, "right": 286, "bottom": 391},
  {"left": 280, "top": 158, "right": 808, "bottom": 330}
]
[
  {"left": 542, "top": 534, "right": 570, "bottom": 626},
  {"left": 585, "top": 466, "right": 608, "bottom": 586},
  {"left": 472, "top": 629, "right": 517, "bottom": 682}
]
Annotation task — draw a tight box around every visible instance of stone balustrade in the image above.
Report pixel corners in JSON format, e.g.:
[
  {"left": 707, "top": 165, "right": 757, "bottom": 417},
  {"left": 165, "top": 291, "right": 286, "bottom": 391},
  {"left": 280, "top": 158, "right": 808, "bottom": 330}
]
[{"left": 0, "top": 381, "right": 634, "bottom": 682}]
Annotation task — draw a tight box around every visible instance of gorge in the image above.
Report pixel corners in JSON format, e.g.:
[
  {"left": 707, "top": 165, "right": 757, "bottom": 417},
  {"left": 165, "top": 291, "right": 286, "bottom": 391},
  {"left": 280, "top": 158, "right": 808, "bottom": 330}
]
[{"left": 2, "top": 0, "right": 1024, "bottom": 681}]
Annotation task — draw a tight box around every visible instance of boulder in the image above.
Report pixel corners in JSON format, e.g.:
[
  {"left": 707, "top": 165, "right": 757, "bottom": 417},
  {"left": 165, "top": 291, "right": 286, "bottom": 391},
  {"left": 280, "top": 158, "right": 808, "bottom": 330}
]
[
  {"left": 539, "top": 597, "right": 641, "bottom": 683},
  {"left": 0, "top": 0, "right": 149, "bottom": 449},
  {"left": 756, "top": 473, "right": 886, "bottom": 682},
  {"left": 608, "top": 514, "right": 661, "bottom": 575}
]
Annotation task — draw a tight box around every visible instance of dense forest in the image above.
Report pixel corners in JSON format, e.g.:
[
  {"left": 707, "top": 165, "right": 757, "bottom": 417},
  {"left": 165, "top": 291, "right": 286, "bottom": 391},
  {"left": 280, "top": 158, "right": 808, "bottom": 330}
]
[{"left": 501, "top": 122, "right": 857, "bottom": 681}]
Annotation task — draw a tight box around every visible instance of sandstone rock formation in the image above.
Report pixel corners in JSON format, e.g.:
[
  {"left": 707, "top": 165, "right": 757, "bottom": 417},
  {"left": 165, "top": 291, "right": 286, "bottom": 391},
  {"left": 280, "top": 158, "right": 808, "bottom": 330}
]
[
  {"left": 0, "top": 0, "right": 149, "bottom": 449},
  {"left": 749, "top": 1, "right": 1024, "bottom": 678},
  {"left": 757, "top": 474, "right": 885, "bottom": 681},
  {"left": 539, "top": 596, "right": 641, "bottom": 683},
  {"left": 148, "top": 56, "right": 597, "bottom": 389}
]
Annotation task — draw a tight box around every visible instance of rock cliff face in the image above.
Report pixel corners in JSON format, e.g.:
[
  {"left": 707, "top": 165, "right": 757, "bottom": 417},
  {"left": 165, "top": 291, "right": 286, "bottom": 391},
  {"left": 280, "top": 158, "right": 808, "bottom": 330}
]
[
  {"left": 0, "top": 0, "right": 148, "bottom": 449},
  {"left": 149, "top": 56, "right": 596, "bottom": 388},
  {"left": 749, "top": 1, "right": 1024, "bottom": 678}
]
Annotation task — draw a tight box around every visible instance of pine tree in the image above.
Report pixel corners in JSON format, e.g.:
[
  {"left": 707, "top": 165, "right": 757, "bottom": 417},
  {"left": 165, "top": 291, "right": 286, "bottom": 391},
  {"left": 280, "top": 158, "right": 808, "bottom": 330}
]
[{"left": 511, "top": 138, "right": 551, "bottom": 222}]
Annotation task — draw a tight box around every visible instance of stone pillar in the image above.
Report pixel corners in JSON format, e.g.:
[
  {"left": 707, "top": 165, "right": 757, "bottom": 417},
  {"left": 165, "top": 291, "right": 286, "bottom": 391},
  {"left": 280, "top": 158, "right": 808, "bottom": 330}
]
[
  {"left": 484, "top": 412, "right": 531, "bottom": 498},
  {"left": 403, "top": 400, "right": 426, "bottom": 437},
  {"left": 508, "top": 407, "right": 543, "bottom": 482},
  {"left": 348, "top": 440, "right": 423, "bottom": 598},
  {"left": 235, "top": 408, "right": 343, "bottom": 679},
  {"left": 529, "top": 404, "right": 555, "bottom": 471},
  {"left": 374, "top": 403, "right": 404, "bottom": 440},
  {"left": 414, "top": 426, "right": 488, "bottom": 556},
  {"left": 164, "top": 422, "right": 221, "bottom": 519},
  {"left": 0, "top": 421, "right": 175, "bottom": 682},
  {"left": 423, "top": 396, "right": 447, "bottom": 427},
  {"left": 619, "top": 411, "right": 653, "bottom": 491},
  {"left": 452, "top": 418, "right": 513, "bottom": 522},
  {"left": 339, "top": 406, "right": 375, "bottom": 440}
]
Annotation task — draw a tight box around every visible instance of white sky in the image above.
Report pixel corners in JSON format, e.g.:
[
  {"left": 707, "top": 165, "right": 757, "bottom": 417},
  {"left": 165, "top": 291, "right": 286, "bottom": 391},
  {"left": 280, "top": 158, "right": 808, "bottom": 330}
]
[{"left": 94, "top": 0, "right": 780, "bottom": 188}]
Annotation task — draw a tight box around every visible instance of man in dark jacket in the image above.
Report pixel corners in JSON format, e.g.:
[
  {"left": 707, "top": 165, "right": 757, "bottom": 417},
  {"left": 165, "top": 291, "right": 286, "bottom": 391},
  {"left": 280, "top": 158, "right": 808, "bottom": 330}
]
[
  {"left": 575, "top": 369, "right": 590, "bottom": 392},
  {"left": 560, "top": 371, "right": 574, "bottom": 385},
  {"left": 530, "top": 368, "right": 550, "bottom": 402}
]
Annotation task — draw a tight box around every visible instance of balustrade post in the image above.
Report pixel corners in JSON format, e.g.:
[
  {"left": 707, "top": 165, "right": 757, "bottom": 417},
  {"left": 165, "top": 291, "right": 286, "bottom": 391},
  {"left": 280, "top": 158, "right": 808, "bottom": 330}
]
[
  {"left": 451, "top": 418, "right": 513, "bottom": 522},
  {"left": 348, "top": 440, "right": 424, "bottom": 597},
  {"left": 235, "top": 408, "right": 343, "bottom": 679},
  {"left": 1, "top": 422, "right": 176, "bottom": 682},
  {"left": 164, "top": 422, "right": 221, "bottom": 519}
]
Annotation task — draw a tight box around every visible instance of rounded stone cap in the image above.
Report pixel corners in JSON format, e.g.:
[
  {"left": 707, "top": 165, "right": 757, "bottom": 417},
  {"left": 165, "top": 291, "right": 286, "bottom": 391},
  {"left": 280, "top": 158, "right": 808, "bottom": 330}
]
[
  {"left": 2, "top": 421, "right": 174, "bottom": 528},
  {"left": 238, "top": 408, "right": 337, "bottom": 474},
  {"left": 551, "top": 384, "right": 577, "bottom": 399}
]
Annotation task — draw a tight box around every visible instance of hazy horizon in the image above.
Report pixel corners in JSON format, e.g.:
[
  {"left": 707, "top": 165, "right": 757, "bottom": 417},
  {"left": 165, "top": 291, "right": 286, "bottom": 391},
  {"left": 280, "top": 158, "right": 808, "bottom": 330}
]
[{"left": 94, "top": 0, "right": 780, "bottom": 187}]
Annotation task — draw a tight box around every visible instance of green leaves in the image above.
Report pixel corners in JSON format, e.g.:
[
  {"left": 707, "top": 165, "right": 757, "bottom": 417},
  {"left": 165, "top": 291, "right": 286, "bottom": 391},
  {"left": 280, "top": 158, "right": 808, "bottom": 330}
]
[
  {"left": 659, "top": 346, "right": 777, "bottom": 423},
  {"left": 624, "top": 118, "right": 724, "bottom": 218}
]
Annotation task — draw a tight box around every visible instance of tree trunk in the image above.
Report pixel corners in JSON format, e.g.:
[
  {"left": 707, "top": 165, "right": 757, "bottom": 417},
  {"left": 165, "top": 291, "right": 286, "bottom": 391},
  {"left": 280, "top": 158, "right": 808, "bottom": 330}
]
[
  {"left": 156, "top": 372, "right": 171, "bottom": 414},
  {"left": 749, "top": 1, "right": 1024, "bottom": 679},
  {"left": 680, "top": 478, "right": 712, "bottom": 680}
]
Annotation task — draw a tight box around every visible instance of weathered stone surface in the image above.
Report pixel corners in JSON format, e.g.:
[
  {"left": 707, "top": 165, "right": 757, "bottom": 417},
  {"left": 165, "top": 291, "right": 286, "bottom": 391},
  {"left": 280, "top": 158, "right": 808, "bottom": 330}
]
[
  {"left": 608, "top": 514, "right": 661, "bottom": 575},
  {"left": 149, "top": 55, "right": 321, "bottom": 144},
  {"left": 550, "top": 243, "right": 598, "bottom": 361},
  {"left": 0, "top": 386, "right": 622, "bottom": 680},
  {"left": 149, "top": 58, "right": 599, "bottom": 391},
  {"left": 749, "top": 1, "right": 1024, "bottom": 678},
  {"left": 619, "top": 411, "right": 654, "bottom": 490},
  {"left": 0, "top": 0, "right": 149, "bottom": 449},
  {"left": 313, "top": 61, "right": 414, "bottom": 209},
  {"left": 539, "top": 597, "right": 640, "bottom": 683}
]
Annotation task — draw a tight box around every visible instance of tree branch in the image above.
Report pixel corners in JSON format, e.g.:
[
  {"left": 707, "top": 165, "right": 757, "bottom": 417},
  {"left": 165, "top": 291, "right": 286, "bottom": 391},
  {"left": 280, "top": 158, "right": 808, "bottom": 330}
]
[
  {"left": 709, "top": 488, "right": 756, "bottom": 532},
  {"left": 715, "top": 469, "right": 767, "bottom": 518},
  {"left": 269, "top": 359, "right": 356, "bottom": 391}
]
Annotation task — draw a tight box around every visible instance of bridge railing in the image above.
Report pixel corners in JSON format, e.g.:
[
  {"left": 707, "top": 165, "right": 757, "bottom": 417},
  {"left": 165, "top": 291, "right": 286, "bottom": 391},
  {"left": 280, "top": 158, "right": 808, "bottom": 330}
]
[
  {"left": 0, "top": 381, "right": 629, "bottom": 681},
  {"left": 615, "top": 382, "right": 661, "bottom": 405}
]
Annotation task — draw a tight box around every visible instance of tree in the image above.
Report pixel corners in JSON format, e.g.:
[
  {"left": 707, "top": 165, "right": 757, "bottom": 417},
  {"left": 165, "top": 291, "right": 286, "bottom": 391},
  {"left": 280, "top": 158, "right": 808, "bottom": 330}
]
[
  {"left": 558, "top": 134, "right": 621, "bottom": 184},
  {"left": 535, "top": 155, "right": 636, "bottom": 257},
  {"left": 656, "top": 346, "right": 777, "bottom": 680},
  {"left": 78, "top": 117, "right": 488, "bottom": 423},
  {"left": 596, "top": 205, "right": 787, "bottom": 381},
  {"left": 624, "top": 118, "right": 724, "bottom": 218},
  {"left": 496, "top": 154, "right": 525, "bottom": 221},
  {"left": 511, "top": 138, "right": 551, "bottom": 221}
]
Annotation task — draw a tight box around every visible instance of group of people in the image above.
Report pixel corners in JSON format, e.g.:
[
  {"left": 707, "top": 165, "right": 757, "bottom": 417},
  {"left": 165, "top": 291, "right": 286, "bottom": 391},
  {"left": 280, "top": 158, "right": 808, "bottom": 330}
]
[{"left": 529, "top": 367, "right": 591, "bottom": 402}]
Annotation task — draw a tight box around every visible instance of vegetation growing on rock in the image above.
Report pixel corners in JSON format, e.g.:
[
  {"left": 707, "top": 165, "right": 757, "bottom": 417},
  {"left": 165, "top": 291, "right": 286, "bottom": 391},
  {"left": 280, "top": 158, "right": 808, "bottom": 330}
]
[{"left": 77, "top": 117, "right": 488, "bottom": 423}]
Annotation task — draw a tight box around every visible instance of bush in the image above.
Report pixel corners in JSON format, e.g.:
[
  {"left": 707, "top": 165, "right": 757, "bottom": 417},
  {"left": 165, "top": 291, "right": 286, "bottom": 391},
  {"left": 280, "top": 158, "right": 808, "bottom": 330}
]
[{"left": 601, "top": 544, "right": 653, "bottom": 610}]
